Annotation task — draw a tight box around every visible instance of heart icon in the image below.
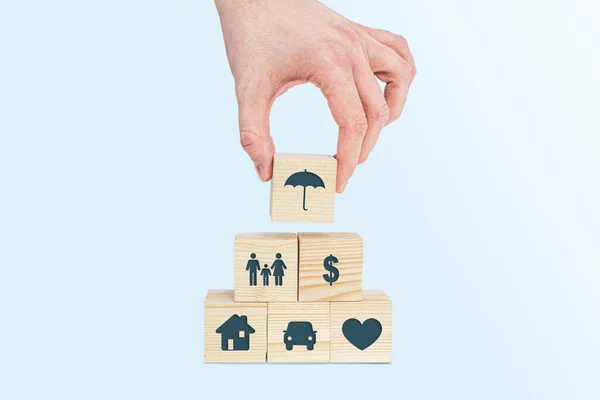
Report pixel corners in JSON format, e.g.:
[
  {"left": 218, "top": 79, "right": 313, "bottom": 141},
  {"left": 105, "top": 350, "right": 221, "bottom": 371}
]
[{"left": 342, "top": 318, "right": 382, "bottom": 351}]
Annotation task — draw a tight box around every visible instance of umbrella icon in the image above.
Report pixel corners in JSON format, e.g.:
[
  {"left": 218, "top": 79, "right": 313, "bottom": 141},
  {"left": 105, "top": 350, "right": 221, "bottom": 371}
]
[{"left": 284, "top": 169, "right": 325, "bottom": 211}]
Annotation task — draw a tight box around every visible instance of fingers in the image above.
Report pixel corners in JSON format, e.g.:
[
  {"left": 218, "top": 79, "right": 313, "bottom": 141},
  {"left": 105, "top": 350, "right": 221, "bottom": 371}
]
[
  {"left": 311, "top": 43, "right": 410, "bottom": 190},
  {"left": 358, "top": 25, "right": 417, "bottom": 83},
  {"left": 366, "top": 39, "right": 412, "bottom": 125},
  {"left": 236, "top": 78, "right": 276, "bottom": 182},
  {"left": 353, "top": 61, "right": 389, "bottom": 164},
  {"left": 311, "top": 69, "right": 367, "bottom": 193}
]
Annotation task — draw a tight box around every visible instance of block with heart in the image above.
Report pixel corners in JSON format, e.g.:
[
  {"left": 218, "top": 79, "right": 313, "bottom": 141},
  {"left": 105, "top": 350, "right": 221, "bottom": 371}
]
[
  {"left": 204, "top": 290, "right": 267, "bottom": 363},
  {"left": 298, "top": 232, "right": 363, "bottom": 302},
  {"left": 267, "top": 302, "right": 331, "bottom": 363},
  {"left": 234, "top": 233, "right": 298, "bottom": 302},
  {"left": 330, "top": 290, "right": 392, "bottom": 363},
  {"left": 270, "top": 153, "right": 337, "bottom": 224}
]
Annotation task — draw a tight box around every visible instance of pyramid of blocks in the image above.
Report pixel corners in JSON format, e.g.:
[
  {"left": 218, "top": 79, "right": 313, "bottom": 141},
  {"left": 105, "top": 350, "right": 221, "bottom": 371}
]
[{"left": 204, "top": 153, "right": 392, "bottom": 363}]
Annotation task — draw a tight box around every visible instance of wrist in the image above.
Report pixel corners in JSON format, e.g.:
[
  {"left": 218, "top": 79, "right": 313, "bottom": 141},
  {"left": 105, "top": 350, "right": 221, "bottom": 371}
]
[
  {"left": 215, "top": 0, "right": 266, "bottom": 8},
  {"left": 215, "top": 0, "right": 315, "bottom": 10}
]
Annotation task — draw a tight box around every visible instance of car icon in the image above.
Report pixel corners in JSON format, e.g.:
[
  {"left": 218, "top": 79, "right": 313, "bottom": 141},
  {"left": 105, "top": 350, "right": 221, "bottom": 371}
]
[{"left": 283, "top": 321, "right": 317, "bottom": 351}]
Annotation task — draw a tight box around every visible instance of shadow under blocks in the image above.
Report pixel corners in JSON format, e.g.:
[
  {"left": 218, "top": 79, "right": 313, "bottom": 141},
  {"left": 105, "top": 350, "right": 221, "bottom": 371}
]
[{"left": 204, "top": 153, "right": 392, "bottom": 364}]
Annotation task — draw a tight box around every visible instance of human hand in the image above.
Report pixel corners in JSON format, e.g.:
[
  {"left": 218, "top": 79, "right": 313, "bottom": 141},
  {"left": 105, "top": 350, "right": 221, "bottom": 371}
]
[{"left": 215, "top": 0, "right": 416, "bottom": 192}]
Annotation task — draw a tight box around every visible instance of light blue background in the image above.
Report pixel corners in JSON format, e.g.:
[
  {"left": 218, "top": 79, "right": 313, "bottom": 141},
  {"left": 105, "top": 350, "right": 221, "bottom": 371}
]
[{"left": 1, "top": 1, "right": 599, "bottom": 399}]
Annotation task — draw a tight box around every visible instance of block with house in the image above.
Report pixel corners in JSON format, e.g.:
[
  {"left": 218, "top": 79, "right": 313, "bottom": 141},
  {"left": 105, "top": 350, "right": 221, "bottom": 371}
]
[
  {"left": 204, "top": 290, "right": 267, "bottom": 363},
  {"left": 203, "top": 153, "right": 392, "bottom": 364}
]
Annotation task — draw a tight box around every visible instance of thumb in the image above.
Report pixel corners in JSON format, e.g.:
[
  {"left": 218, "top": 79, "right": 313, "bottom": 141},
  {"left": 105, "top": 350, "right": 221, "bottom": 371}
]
[{"left": 236, "top": 79, "right": 276, "bottom": 182}]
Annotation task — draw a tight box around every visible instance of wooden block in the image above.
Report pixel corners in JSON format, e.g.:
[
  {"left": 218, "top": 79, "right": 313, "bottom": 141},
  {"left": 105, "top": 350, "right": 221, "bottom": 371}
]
[
  {"left": 298, "top": 232, "right": 363, "bottom": 302},
  {"left": 267, "top": 302, "right": 331, "bottom": 363},
  {"left": 330, "top": 290, "right": 392, "bottom": 363},
  {"left": 234, "top": 233, "right": 298, "bottom": 302},
  {"left": 270, "top": 153, "right": 336, "bottom": 223},
  {"left": 204, "top": 290, "right": 267, "bottom": 363}
]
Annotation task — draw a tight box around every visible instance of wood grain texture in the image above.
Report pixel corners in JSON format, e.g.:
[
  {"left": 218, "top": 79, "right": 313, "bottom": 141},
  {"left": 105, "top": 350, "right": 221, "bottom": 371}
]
[
  {"left": 270, "top": 153, "right": 336, "bottom": 224},
  {"left": 204, "top": 290, "right": 267, "bottom": 363},
  {"left": 267, "top": 302, "right": 331, "bottom": 363},
  {"left": 298, "top": 232, "right": 363, "bottom": 302},
  {"left": 234, "top": 233, "right": 298, "bottom": 302},
  {"left": 330, "top": 290, "right": 392, "bottom": 363}
]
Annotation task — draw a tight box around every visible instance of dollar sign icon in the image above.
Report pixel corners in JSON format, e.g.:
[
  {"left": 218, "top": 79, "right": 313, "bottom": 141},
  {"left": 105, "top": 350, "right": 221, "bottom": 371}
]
[{"left": 323, "top": 254, "right": 340, "bottom": 286}]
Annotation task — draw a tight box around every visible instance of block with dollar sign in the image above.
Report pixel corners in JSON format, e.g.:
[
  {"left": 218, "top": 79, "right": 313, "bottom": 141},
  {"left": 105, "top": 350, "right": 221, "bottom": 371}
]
[{"left": 297, "top": 232, "right": 363, "bottom": 302}]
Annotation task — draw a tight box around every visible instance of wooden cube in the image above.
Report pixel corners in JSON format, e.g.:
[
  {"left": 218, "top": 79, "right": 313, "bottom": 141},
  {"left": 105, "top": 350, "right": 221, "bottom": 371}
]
[
  {"left": 270, "top": 153, "right": 336, "bottom": 224},
  {"left": 204, "top": 290, "right": 267, "bottom": 363},
  {"left": 234, "top": 233, "right": 298, "bottom": 302},
  {"left": 330, "top": 290, "right": 392, "bottom": 363},
  {"left": 298, "top": 232, "right": 363, "bottom": 302},
  {"left": 267, "top": 302, "right": 331, "bottom": 363}
]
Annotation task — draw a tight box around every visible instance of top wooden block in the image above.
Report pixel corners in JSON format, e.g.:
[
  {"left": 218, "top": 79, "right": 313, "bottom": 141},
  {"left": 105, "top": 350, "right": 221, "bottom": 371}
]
[{"left": 270, "top": 153, "right": 336, "bottom": 224}]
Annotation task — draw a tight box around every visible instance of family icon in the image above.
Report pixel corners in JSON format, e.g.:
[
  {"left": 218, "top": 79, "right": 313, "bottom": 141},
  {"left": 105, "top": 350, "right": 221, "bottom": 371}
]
[{"left": 246, "top": 253, "right": 288, "bottom": 287}]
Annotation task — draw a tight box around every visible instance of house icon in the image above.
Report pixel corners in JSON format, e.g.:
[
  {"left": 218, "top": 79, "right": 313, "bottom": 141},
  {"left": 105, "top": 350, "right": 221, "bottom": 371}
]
[{"left": 216, "top": 314, "right": 255, "bottom": 351}]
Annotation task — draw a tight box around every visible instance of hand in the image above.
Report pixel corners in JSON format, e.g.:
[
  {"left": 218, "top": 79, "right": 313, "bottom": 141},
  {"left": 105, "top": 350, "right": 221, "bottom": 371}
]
[{"left": 215, "top": 0, "right": 416, "bottom": 192}]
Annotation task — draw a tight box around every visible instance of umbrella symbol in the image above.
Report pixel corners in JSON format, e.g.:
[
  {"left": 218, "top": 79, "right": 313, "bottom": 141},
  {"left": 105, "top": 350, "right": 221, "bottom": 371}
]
[{"left": 284, "top": 169, "right": 325, "bottom": 211}]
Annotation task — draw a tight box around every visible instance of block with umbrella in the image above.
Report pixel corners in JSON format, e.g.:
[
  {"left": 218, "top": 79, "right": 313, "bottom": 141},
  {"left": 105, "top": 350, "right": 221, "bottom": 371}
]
[{"left": 270, "top": 153, "right": 337, "bottom": 223}]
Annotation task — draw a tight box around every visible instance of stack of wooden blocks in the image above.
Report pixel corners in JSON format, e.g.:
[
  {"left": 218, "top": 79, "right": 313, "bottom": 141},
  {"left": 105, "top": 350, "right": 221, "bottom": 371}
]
[{"left": 204, "top": 154, "right": 392, "bottom": 363}]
